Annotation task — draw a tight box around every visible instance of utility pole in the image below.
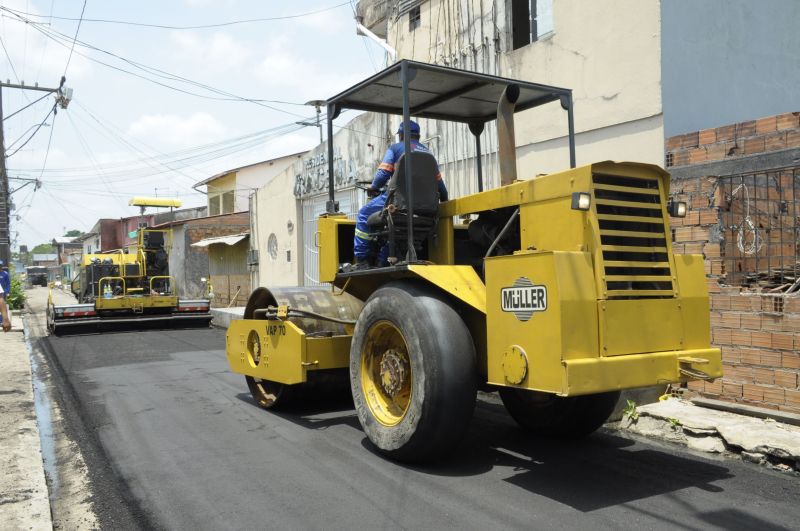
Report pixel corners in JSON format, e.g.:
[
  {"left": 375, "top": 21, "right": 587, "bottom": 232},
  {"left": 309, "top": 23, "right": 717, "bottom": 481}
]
[
  {"left": 297, "top": 100, "right": 326, "bottom": 145},
  {"left": 0, "top": 78, "right": 72, "bottom": 264}
]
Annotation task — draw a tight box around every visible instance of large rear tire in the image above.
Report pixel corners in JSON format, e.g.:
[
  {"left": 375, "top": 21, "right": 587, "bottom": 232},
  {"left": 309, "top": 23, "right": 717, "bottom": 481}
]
[
  {"left": 499, "top": 388, "right": 620, "bottom": 438},
  {"left": 350, "top": 281, "right": 477, "bottom": 463}
]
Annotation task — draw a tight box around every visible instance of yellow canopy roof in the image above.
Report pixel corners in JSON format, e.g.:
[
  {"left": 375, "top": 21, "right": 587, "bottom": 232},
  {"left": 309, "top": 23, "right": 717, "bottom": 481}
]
[{"left": 128, "top": 197, "right": 182, "bottom": 208}]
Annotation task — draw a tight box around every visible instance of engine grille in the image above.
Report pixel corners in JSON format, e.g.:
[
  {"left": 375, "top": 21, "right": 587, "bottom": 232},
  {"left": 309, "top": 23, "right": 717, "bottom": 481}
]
[{"left": 592, "top": 173, "right": 675, "bottom": 299}]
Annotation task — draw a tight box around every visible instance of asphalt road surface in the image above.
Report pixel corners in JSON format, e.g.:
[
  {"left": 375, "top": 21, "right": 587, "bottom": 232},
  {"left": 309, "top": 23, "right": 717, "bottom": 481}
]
[{"left": 36, "top": 314, "right": 800, "bottom": 529}]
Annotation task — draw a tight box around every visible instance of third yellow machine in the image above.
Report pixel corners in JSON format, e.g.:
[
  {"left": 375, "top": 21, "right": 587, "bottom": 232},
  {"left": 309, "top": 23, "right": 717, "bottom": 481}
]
[{"left": 226, "top": 61, "right": 722, "bottom": 462}]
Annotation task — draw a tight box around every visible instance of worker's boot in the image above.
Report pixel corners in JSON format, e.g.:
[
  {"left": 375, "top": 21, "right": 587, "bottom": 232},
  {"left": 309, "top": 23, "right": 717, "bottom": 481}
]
[{"left": 346, "top": 257, "right": 372, "bottom": 272}]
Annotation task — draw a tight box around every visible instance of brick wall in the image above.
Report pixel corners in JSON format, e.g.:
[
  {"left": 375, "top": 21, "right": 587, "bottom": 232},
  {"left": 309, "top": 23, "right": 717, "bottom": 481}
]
[
  {"left": 666, "top": 112, "right": 800, "bottom": 414},
  {"left": 666, "top": 112, "right": 800, "bottom": 167}
]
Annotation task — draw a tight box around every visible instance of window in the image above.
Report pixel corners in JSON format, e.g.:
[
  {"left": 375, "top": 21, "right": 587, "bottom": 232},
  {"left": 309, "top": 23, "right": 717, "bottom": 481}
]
[
  {"left": 222, "top": 191, "right": 235, "bottom": 214},
  {"left": 209, "top": 191, "right": 235, "bottom": 215},
  {"left": 409, "top": 6, "right": 421, "bottom": 31},
  {"left": 511, "top": 0, "right": 554, "bottom": 50},
  {"left": 208, "top": 195, "right": 221, "bottom": 216}
]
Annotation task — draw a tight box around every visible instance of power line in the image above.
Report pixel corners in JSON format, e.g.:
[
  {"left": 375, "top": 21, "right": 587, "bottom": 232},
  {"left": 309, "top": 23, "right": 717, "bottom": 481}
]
[
  {"left": 0, "top": 2, "right": 351, "bottom": 30},
  {"left": 3, "top": 91, "right": 50, "bottom": 121},
  {"left": 4, "top": 13, "right": 309, "bottom": 117},
  {"left": 5, "top": 103, "right": 55, "bottom": 158},
  {"left": 0, "top": 34, "right": 20, "bottom": 82},
  {"left": 63, "top": 0, "right": 88, "bottom": 75},
  {"left": 12, "top": 102, "right": 318, "bottom": 179}
]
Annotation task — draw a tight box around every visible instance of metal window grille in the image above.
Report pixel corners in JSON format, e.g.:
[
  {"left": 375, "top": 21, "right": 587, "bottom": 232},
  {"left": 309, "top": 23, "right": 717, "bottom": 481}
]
[
  {"left": 301, "top": 188, "right": 360, "bottom": 286},
  {"left": 718, "top": 167, "right": 800, "bottom": 288}
]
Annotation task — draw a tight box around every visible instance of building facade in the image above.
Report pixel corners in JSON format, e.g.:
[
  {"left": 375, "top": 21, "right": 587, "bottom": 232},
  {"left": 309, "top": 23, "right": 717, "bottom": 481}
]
[
  {"left": 194, "top": 152, "right": 306, "bottom": 216},
  {"left": 247, "top": 0, "right": 800, "bottom": 291}
]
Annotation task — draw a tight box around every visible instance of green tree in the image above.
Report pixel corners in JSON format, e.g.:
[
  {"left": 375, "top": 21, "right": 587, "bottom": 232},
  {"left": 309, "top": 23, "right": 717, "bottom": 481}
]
[
  {"left": 31, "top": 243, "right": 55, "bottom": 254},
  {"left": 64, "top": 229, "right": 83, "bottom": 237}
]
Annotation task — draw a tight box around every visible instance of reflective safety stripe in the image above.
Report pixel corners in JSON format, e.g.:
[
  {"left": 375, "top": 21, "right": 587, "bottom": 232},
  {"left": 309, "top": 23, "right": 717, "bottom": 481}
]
[
  {"left": 355, "top": 228, "right": 376, "bottom": 241},
  {"left": 379, "top": 163, "right": 394, "bottom": 171}
]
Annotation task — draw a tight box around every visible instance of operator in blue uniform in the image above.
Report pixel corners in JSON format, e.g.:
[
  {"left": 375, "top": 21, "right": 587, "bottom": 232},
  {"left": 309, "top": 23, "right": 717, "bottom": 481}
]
[{"left": 353, "top": 120, "right": 448, "bottom": 268}]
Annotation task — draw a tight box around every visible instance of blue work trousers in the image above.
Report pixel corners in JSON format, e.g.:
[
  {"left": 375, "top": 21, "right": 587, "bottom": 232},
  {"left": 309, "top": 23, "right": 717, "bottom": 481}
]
[{"left": 354, "top": 193, "right": 389, "bottom": 263}]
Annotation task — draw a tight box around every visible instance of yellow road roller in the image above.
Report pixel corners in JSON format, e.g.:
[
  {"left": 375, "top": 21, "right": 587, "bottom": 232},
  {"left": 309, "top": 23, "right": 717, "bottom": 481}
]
[{"left": 226, "top": 61, "right": 721, "bottom": 463}]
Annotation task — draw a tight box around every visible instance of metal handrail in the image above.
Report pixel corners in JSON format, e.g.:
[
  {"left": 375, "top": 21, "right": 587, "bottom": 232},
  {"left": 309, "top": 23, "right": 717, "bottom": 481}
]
[
  {"left": 149, "top": 275, "right": 175, "bottom": 296},
  {"left": 98, "top": 276, "right": 126, "bottom": 297}
]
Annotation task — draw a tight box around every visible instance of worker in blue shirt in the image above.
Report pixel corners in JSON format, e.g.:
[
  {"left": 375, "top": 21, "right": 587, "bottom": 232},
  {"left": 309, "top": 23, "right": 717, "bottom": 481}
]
[
  {"left": 0, "top": 260, "right": 9, "bottom": 327},
  {"left": 353, "top": 120, "right": 448, "bottom": 267}
]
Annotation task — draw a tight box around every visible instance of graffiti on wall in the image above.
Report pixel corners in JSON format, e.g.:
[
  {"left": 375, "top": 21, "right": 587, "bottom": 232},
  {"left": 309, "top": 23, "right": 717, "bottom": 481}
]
[{"left": 293, "top": 147, "right": 359, "bottom": 198}]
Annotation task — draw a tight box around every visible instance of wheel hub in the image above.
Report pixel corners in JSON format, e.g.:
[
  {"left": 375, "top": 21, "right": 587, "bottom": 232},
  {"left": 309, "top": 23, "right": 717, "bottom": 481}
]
[{"left": 379, "top": 348, "right": 407, "bottom": 397}]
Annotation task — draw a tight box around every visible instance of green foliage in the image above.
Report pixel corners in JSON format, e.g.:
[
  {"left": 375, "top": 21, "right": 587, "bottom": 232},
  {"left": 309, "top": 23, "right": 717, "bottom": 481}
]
[
  {"left": 623, "top": 399, "right": 639, "bottom": 421},
  {"left": 6, "top": 274, "right": 26, "bottom": 310},
  {"left": 64, "top": 229, "right": 83, "bottom": 237},
  {"left": 31, "top": 243, "right": 55, "bottom": 254},
  {"left": 667, "top": 417, "right": 682, "bottom": 429}
]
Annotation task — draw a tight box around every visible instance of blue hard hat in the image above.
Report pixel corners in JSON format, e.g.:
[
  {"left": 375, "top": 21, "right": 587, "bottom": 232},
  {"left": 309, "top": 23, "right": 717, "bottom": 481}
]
[{"left": 397, "top": 120, "right": 420, "bottom": 135}]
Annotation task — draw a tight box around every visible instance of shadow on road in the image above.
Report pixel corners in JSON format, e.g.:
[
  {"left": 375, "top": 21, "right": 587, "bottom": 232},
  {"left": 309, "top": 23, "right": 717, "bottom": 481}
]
[
  {"left": 235, "top": 391, "right": 362, "bottom": 432},
  {"left": 241, "top": 391, "right": 737, "bottom": 513},
  {"left": 406, "top": 400, "right": 735, "bottom": 512}
]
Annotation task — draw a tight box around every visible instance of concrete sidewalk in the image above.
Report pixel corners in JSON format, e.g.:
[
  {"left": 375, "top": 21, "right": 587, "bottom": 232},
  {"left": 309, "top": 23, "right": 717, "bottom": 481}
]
[
  {"left": 210, "top": 306, "right": 244, "bottom": 328},
  {"left": 0, "top": 312, "right": 52, "bottom": 529},
  {"left": 615, "top": 396, "right": 800, "bottom": 474}
]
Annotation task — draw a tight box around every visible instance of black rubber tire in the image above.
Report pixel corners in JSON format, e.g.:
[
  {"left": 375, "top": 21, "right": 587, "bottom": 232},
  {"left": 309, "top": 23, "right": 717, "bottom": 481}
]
[
  {"left": 246, "top": 376, "right": 298, "bottom": 410},
  {"left": 350, "top": 281, "right": 477, "bottom": 463},
  {"left": 243, "top": 287, "right": 301, "bottom": 410},
  {"left": 499, "top": 388, "right": 621, "bottom": 438}
]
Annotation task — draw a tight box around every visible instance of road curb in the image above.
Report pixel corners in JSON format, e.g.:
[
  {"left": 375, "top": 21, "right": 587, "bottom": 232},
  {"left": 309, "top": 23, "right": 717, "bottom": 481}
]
[{"left": 612, "top": 398, "right": 800, "bottom": 476}]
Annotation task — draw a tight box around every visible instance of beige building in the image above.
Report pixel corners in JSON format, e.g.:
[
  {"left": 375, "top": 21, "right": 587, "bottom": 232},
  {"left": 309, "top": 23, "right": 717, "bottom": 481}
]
[
  {"left": 194, "top": 152, "right": 306, "bottom": 215},
  {"left": 247, "top": 0, "right": 800, "bottom": 290}
]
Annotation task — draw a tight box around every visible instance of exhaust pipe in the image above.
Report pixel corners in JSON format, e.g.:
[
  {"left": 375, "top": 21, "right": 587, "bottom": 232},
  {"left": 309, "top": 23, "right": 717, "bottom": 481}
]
[{"left": 497, "top": 84, "right": 520, "bottom": 187}]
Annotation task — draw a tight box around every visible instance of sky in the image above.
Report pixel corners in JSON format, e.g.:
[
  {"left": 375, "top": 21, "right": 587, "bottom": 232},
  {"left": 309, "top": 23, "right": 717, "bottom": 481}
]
[{"left": 0, "top": 0, "right": 386, "bottom": 249}]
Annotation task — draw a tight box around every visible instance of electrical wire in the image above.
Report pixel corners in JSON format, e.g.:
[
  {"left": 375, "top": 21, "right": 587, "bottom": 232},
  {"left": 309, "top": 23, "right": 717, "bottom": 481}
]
[
  {"left": 3, "top": 91, "right": 51, "bottom": 121},
  {"left": 1, "top": 2, "right": 351, "bottom": 30},
  {"left": 731, "top": 183, "right": 763, "bottom": 256},
  {"left": 12, "top": 101, "right": 321, "bottom": 181},
  {"left": 0, "top": 33, "right": 20, "bottom": 81},
  {"left": 5, "top": 104, "right": 55, "bottom": 158},
  {"left": 65, "top": 111, "right": 127, "bottom": 208},
  {"left": 35, "top": 0, "right": 55, "bottom": 80},
  {"left": 4, "top": 13, "right": 309, "bottom": 117},
  {"left": 64, "top": 0, "right": 88, "bottom": 75}
]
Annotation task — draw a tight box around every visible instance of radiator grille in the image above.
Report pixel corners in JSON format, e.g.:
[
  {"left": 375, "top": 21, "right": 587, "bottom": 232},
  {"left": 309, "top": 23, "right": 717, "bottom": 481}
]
[{"left": 593, "top": 173, "right": 674, "bottom": 299}]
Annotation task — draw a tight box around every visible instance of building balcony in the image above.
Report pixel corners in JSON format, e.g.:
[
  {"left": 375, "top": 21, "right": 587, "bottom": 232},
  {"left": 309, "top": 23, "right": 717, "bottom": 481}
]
[{"left": 356, "top": 0, "right": 388, "bottom": 38}]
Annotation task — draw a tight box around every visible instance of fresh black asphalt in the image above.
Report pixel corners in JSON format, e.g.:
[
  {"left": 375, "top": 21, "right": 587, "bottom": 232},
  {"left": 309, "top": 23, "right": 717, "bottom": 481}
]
[{"left": 40, "top": 326, "right": 800, "bottom": 530}]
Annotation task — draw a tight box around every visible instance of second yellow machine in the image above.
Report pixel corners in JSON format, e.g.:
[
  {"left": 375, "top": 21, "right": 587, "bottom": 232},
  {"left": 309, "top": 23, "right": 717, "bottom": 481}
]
[
  {"left": 48, "top": 197, "right": 212, "bottom": 334},
  {"left": 226, "top": 61, "right": 722, "bottom": 463}
]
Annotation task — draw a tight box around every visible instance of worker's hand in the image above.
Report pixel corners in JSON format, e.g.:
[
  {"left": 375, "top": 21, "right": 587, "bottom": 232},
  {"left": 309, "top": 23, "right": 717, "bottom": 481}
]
[
  {"left": 367, "top": 187, "right": 381, "bottom": 198},
  {"left": 2, "top": 319, "right": 10, "bottom": 332}
]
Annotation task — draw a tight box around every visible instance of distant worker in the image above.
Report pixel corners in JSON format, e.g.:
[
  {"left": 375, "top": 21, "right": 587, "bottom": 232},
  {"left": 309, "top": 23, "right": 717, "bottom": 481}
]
[
  {"left": 0, "top": 261, "right": 9, "bottom": 329},
  {"left": 0, "top": 279, "right": 10, "bottom": 332},
  {"left": 353, "top": 120, "right": 448, "bottom": 268}
]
